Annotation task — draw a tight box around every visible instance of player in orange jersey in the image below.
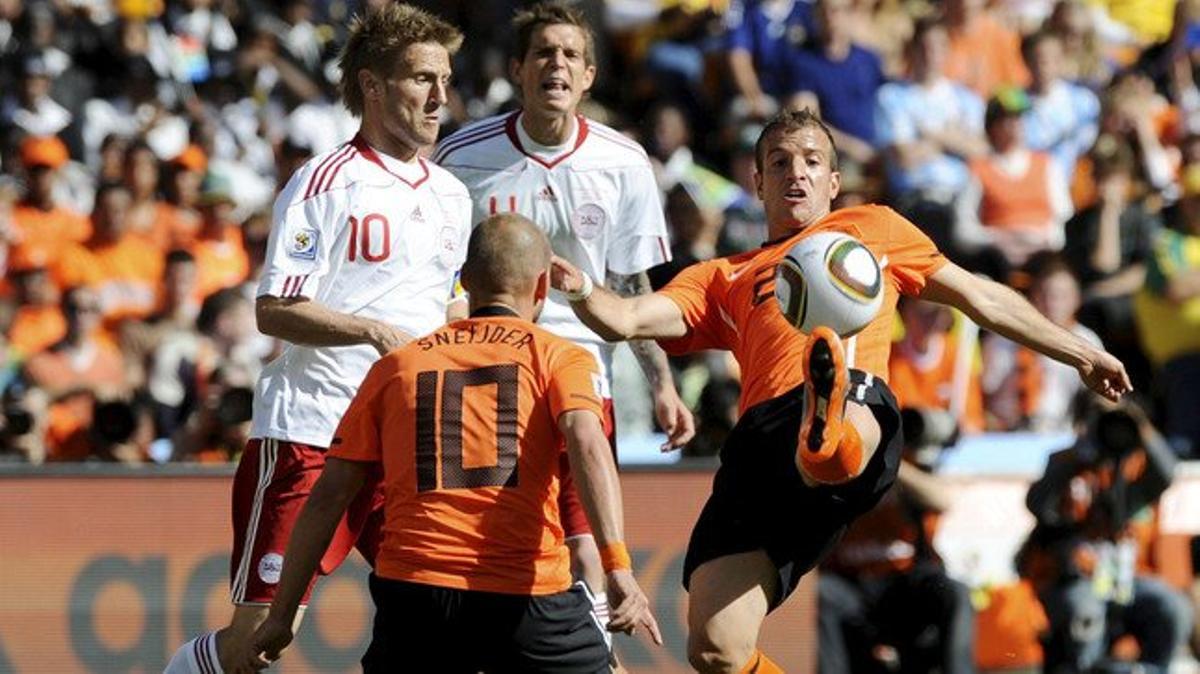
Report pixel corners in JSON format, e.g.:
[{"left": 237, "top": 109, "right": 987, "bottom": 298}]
[
  {"left": 550, "top": 107, "right": 1130, "bottom": 673},
  {"left": 240, "top": 213, "right": 660, "bottom": 673}
]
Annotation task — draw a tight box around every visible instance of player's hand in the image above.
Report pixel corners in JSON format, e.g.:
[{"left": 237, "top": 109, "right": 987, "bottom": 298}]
[
  {"left": 550, "top": 255, "right": 586, "bottom": 295},
  {"left": 235, "top": 615, "right": 293, "bottom": 672},
  {"left": 367, "top": 322, "right": 414, "bottom": 356},
  {"left": 605, "top": 569, "right": 663, "bottom": 646},
  {"left": 653, "top": 384, "right": 695, "bottom": 451},
  {"left": 1077, "top": 347, "right": 1133, "bottom": 402}
]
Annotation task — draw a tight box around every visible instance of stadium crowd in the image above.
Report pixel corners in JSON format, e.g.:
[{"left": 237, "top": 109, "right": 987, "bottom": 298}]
[{"left": 2, "top": 0, "right": 1200, "bottom": 670}]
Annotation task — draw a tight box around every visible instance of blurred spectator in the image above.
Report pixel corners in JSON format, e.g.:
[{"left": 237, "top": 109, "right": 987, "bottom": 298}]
[
  {"left": 942, "top": 0, "right": 1030, "bottom": 98},
  {"left": 955, "top": 88, "right": 1072, "bottom": 269},
  {"left": 888, "top": 297, "right": 985, "bottom": 433},
  {"left": 1, "top": 52, "right": 72, "bottom": 138},
  {"left": 81, "top": 56, "right": 188, "bottom": 165},
  {"left": 1134, "top": 164, "right": 1200, "bottom": 456},
  {"left": 1063, "top": 140, "right": 1159, "bottom": 392},
  {"left": 1018, "top": 397, "right": 1190, "bottom": 673},
  {"left": 6, "top": 256, "right": 63, "bottom": 358},
  {"left": 685, "top": 375, "right": 741, "bottom": 458},
  {"left": 723, "top": 0, "right": 813, "bottom": 120},
  {"left": 1092, "top": 71, "right": 1178, "bottom": 202},
  {"left": 167, "top": 0, "right": 236, "bottom": 82},
  {"left": 57, "top": 181, "right": 165, "bottom": 328},
  {"left": 875, "top": 17, "right": 986, "bottom": 251},
  {"left": 819, "top": 459, "right": 974, "bottom": 674},
  {"left": 719, "top": 121, "right": 768, "bottom": 253},
  {"left": 10, "top": 135, "right": 90, "bottom": 271},
  {"left": 650, "top": 182, "right": 724, "bottom": 288},
  {"left": 160, "top": 144, "right": 206, "bottom": 248},
  {"left": 842, "top": 0, "right": 919, "bottom": 77},
  {"left": 1021, "top": 30, "right": 1100, "bottom": 182},
  {"left": 189, "top": 170, "right": 248, "bottom": 300},
  {"left": 23, "top": 286, "right": 125, "bottom": 400},
  {"left": 122, "top": 140, "right": 174, "bottom": 250},
  {"left": 984, "top": 254, "right": 1103, "bottom": 432},
  {"left": 783, "top": 0, "right": 884, "bottom": 166},
  {"left": 1045, "top": 0, "right": 1113, "bottom": 89},
  {"left": 96, "top": 133, "right": 129, "bottom": 184}
]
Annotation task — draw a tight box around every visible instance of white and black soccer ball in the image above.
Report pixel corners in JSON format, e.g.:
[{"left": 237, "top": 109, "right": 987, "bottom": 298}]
[{"left": 774, "top": 232, "right": 884, "bottom": 337}]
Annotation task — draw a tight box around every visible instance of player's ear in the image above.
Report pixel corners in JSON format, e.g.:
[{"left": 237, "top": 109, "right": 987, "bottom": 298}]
[
  {"left": 754, "top": 169, "right": 764, "bottom": 201},
  {"left": 508, "top": 57, "right": 522, "bottom": 86},
  {"left": 581, "top": 63, "right": 596, "bottom": 93},
  {"left": 829, "top": 168, "right": 841, "bottom": 201},
  {"left": 359, "top": 68, "right": 381, "bottom": 104},
  {"left": 534, "top": 267, "right": 549, "bottom": 304}
]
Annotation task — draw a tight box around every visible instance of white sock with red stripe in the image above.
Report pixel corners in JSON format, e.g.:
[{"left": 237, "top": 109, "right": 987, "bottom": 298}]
[{"left": 164, "top": 631, "right": 223, "bottom": 674}]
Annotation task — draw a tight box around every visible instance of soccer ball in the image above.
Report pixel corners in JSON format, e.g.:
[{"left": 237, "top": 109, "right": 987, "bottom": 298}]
[{"left": 774, "top": 232, "right": 884, "bottom": 337}]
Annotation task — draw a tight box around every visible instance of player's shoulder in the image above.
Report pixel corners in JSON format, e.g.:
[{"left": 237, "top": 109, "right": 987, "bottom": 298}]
[
  {"left": 579, "top": 117, "right": 651, "bottom": 167},
  {"left": 526, "top": 322, "right": 595, "bottom": 364},
  {"left": 423, "top": 159, "right": 471, "bottom": 198},
  {"left": 277, "top": 140, "right": 363, "bottom": 207},
  {"left": 432, "top": 112, "right": 516, "bottom": 166}
]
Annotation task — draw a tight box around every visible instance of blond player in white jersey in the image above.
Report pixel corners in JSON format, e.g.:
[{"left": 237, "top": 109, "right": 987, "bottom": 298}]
[
  {"left": 165, "top": 6, "right": 471, "bottom": 674},
  {"left": 433, "top": 2, "right": 695, "bottom": 660}
]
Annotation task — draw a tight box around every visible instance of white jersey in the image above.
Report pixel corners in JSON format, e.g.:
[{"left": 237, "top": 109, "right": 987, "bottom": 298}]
[
  {"left": 434, "top": 111, "right": 670, "bottom": 389},
  {"left": 251, "top": 135, "right": 472, "bottom": 446}
]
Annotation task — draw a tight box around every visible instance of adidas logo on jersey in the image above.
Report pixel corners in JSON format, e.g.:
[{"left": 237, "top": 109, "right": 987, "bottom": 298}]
[
  {"left": 410, "top": 206, "right": 425, "bottom": 222},
  {"left": 536, "top": 185, "right": 557, "bottom": 202}
]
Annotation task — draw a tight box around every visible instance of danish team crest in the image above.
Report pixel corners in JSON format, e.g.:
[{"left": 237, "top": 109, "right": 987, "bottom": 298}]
[
  {"left": 438, "top": 226, "right": 459, "bottom": 267},
  {"left": 288, "top": 227, "right": 319, "bottom": 260},
  {"left": 571, "top": 203, "right": 606, "bottom": 240}
]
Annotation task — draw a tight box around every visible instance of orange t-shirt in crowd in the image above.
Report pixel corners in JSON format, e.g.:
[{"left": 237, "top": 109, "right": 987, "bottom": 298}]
[
  {"left": 8, "top": 305, "right": 67, "bottom": 357},
  {"left": 191, "top": 228, "right": 249, "bottom": 299},
  {"left": 10, "top": 205, "right": 92, "bottom": 269},
  {"left": 970, "top": 152, "right": 1055, "bottom": 231},
  {"left": 130, "top": 202, "right": 200, "bottom": 252},
  {"left": 330, "top": 312, "right": 605, "bottom": 596},
  {"left": 888, "top": 333, "right": 985, "bottom": 432},
  {"left": 54, "top": 237, "right": 165, "bottom": 325},
  {"left": 658, "top": 205, "right": 948, "bottom": 413},
  {"left": 944, "top": 14, "right": 1031, "bottom": 98}
]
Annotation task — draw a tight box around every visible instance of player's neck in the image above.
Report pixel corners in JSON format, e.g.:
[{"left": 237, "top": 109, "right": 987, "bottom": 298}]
[
  {"left": 520, "top": 110, "right": 576, "bottom": 147},
  {"left": 468, "top": 297, "right": 533, "bottom": 321},
  {"left": 357, "top": 121, "right": 420, "bottom": 164}
]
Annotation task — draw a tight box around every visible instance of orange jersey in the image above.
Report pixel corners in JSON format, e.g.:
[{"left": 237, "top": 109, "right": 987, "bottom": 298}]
[
  {"left": 329, "top": 312, "right": 605, "bottom": 596},
  {"left": 889, "top": 334, "right": 985, "bottom": 432},
  {"left": 659, "top": 205, "right": 947, "bottom": 413}
]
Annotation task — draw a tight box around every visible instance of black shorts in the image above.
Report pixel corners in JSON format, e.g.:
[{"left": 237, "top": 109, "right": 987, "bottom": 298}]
[
  {"left": 682, "top": 370, "right": 903, "bottom": 611},
  {"left": 363, "top": 575, "right": 611, "bottom": 673}
]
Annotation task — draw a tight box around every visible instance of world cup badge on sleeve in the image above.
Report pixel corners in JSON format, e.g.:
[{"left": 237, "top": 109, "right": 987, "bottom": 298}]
[{"left": 288, "top": 227, "right": 320, "bottom": 261}]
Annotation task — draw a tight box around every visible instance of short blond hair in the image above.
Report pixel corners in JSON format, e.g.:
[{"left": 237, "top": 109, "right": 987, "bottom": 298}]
[
  {"left": 338, "top": 3, "right": 463, "bottom": 117},
  {"left": 512, "top": 2, "right": 595, "bottom": 66}
]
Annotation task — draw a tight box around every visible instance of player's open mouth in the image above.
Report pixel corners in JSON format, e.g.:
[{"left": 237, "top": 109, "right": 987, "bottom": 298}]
[
  {"left": 785, "top": 187, "right": 808, "bottom": 201},
  {"left": 542, "top": 78, "right": 570, "bottom": 93}
]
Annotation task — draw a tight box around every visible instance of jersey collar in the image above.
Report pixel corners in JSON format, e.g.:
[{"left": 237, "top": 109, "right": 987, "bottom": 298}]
[
  {"left": 470, "top": 304, "right": 522, "bottom": 319},
  {"left": 351, "top": 134, "right": 430, "bottom": 189},
  {"left": 505, "top": 111, "right": 589, "bottom": 169}
]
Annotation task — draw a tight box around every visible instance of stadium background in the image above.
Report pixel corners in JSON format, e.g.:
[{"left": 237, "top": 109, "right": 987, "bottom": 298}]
[{"left": 4, "top": 0, "right": 1200, "bottom": 671}]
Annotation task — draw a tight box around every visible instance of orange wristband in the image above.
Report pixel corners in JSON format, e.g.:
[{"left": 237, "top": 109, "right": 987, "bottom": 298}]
[{"left": 599, "top": 542, "right": 632, "bottom": 572}]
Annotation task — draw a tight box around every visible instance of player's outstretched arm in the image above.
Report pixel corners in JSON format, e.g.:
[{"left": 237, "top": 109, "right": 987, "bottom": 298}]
[
  {"left": 236, "top": 458, "right": 368, "bottom": 672},
  {"left": 551, "top": 256, "right": 687, "bottom": 342},
  {"left": 257, "top": 296, "right": 414, "bottom": 356},
  {"left": 919, "top": 262, "right": 1132, "bottom": 401},
  {"left": 559, "top": 409, "right": 663, "bottom": 646}
]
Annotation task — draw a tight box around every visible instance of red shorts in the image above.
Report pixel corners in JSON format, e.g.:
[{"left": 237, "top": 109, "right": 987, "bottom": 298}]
[
  {"left": 558, "top": 399, "right": 617, "bottom": 538},
  {"left": 230, "top": 438, "right": 384, "bottom": 605}
]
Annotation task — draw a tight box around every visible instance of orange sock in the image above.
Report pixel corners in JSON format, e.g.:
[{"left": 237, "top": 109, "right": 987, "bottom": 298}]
[
  {"left": 738, "top": 649, "right": 785, "bottom": 673},
  {"left": 799, "top": 423, "right": 863, "bottom": 484}
]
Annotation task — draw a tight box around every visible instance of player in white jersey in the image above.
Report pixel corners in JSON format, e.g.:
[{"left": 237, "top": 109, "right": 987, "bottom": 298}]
[
  {"left": 165, "top": 6, "right": 470, "bottom": 673},
  {"left": 433, "top": 2, "right": 695, "bottom": 661}
]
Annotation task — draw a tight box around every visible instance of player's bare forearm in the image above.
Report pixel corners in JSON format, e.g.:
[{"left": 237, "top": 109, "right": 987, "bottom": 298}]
[
  {"left": 921, "top": 263, "right": 1131, "bottom": 398},
  {"left": 551, "top": 256, "right": 688, "bottom": 341},
  {"left": 606, "top": 271, "right": 673, "bottom": 388},
  {"left": 559, "top": 410, "right": 625, "bottom": 547},
  {"left": 257, "top": 296, "right": 413, "bottom": 355},
  {"left": 267, "top": 457, "right": 367, "bottom": 624}
]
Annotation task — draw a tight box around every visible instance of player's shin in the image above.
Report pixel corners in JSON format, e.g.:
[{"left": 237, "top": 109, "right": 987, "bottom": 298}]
[{"left": 164, "top": 631, "right": 223, "bottom": 674}]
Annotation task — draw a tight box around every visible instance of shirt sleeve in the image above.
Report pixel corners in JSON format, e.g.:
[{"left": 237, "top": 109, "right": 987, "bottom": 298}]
[
  {"left": 607, "top": 162, "right": 671, "bottom": 275},
  {"left": 546, "top": 344, "right": 605, "bottom": 422},
  {"left": 255, "top": 169, "right": 340, "bottom": 300},
  {"left": 882, "top": 207, "right": 949, "bottom": 296},
  {"left": 328, "top": 356, "right": 394, "bottom": 463},
  {"left": 656, "top": 259, "right": 733, "bottom": 355}
]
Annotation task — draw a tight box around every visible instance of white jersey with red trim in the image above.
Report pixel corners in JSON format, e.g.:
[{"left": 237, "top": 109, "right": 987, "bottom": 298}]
[
  {"left": 251, "top": 134, "right": 472, "bottom": 447},
  {"left": 433, "top": 111, "right": 670, "bottom": 387}
]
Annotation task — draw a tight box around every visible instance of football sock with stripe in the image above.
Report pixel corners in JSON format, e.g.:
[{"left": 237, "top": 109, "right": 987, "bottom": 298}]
[
  {"left": 164, "top": 631, "right": 224, "bottom": 674},
  {"left": 738, "top": 650, "right": 784, "bottom": 673}
]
